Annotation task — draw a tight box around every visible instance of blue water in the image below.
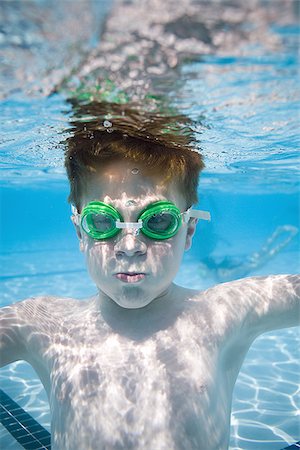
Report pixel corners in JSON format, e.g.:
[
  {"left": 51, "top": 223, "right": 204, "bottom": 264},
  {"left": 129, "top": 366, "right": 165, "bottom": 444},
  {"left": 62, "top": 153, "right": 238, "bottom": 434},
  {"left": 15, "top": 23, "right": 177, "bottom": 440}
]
[{"left": 1, "top": 2, "right": 299, "bottom": 449}]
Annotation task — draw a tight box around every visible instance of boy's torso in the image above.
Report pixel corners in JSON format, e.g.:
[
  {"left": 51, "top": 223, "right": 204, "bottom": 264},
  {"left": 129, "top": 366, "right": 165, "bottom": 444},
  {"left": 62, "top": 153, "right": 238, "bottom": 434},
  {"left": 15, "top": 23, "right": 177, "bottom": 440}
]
[{"left": 21, "top": 286, "right": 249, "bottom": 450}]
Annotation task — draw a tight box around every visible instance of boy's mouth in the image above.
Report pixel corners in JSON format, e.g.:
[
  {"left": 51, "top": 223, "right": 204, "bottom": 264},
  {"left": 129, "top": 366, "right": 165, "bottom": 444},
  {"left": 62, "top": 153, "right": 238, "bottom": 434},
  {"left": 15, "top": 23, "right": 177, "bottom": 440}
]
[{"left": 114, "top": 273, "right": 146, "bottom": 283}]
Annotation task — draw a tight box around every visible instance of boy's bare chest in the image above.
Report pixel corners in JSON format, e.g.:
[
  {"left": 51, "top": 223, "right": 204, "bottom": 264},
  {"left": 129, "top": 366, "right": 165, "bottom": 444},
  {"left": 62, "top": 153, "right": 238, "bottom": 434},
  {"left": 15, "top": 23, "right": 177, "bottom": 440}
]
[
  {"left": 47, "top": 323, "right": 228, "bottom": 449},
  {"left": 48, "top": 317, "right": 219, "bottom": 397}
]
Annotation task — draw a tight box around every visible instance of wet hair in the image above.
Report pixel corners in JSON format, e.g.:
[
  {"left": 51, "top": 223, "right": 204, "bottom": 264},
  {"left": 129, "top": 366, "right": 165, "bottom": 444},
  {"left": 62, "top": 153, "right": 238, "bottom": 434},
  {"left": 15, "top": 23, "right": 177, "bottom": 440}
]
[{"left": 64, "top": 100, "right": 204, "bottom": 211}]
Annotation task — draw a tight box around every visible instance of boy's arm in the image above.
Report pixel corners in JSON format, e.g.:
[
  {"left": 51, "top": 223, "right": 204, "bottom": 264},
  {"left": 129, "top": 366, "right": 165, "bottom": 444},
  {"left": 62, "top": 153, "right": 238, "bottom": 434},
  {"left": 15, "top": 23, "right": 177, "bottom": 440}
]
[
  {"left": 221, "top": 274, "right": 300, "bottom": 338},
  {"left": 0, "top": 301, "right": 32, "bottom": 367},
  {"left": 246, "top": 274, "right": 299, "bottom": 334}
]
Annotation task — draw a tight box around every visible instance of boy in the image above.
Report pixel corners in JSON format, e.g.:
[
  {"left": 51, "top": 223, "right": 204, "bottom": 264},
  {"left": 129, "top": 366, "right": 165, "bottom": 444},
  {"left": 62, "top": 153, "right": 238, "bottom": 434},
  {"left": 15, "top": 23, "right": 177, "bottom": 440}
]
[{"left": 1, "top": 104, "right": 299, "bottom": 450}]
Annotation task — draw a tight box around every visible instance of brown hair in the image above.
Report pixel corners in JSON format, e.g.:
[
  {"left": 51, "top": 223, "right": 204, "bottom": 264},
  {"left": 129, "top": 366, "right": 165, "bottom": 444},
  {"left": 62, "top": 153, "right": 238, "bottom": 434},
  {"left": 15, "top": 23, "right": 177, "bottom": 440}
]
[{"left": 64, "top": 101, "right": 204, "bottom": 210}]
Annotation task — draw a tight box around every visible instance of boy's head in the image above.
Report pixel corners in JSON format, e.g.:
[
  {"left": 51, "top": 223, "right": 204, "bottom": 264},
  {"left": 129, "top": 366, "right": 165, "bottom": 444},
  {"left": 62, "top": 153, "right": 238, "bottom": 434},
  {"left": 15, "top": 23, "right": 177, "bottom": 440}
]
[
  {"left": 65, "top": 101, "right": 204, "bottom": 212},
  {"left": 64, "top": 102, "right": 205, "bottom": 308}
]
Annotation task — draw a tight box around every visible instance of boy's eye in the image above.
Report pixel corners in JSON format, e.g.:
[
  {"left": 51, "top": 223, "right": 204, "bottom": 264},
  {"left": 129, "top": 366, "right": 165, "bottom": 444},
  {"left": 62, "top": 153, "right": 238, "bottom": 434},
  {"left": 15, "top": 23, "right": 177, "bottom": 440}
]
[
  {"left": 91, "top": 214, "right": 114, "bottom": 231},
  {"left": 146, "top": 212, "right": 175, "bottom": 231}
]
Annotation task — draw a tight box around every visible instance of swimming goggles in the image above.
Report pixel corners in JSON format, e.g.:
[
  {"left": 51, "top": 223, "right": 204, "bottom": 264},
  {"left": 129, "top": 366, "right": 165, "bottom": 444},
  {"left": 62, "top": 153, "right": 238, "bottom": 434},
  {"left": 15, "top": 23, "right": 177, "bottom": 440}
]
[{"left": 72, "top": 200, "right": 211, "bottom": 240}]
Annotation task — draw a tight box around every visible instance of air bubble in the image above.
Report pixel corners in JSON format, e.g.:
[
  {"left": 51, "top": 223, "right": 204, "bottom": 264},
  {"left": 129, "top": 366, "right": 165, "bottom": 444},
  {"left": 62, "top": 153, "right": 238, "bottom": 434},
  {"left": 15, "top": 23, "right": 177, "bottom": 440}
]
[
  {"left": 103, "top": 120, "right": 113, "bottom": 128},
  {"left": 125, "top": 199, "right": 137, "bottom": 207}
]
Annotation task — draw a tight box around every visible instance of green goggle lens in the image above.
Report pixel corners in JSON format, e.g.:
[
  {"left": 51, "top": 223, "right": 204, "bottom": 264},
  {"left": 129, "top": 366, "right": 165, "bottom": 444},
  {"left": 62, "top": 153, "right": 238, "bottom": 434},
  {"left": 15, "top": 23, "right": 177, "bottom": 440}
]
[
  {"left": 81, "top": 201, "right": 122, "bottom": 239},
  {"left": 80, "top": 200, "right": 182, "bottom": 241},
  {"left": 138, "top": 201, "right": 182, "bottom": 239}
]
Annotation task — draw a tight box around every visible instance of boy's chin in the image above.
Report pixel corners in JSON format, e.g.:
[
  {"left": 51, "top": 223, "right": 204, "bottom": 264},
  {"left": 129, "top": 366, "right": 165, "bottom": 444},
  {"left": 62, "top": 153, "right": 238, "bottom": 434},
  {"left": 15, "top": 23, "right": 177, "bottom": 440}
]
[
  {"left": 107, "top": 286, "right": 156, "bottom": 309},
  {"left": 115, "top": 301, "right": 150, "bottom": 309},
  {"left": 112, "top": 296, "right": 154, "bottom": 310}
]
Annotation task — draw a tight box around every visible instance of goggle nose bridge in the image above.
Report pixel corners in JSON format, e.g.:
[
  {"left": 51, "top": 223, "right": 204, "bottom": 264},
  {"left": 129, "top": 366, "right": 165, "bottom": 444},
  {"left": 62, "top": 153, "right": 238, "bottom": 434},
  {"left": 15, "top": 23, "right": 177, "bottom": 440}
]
[{"left": 115, "top": 219, "right": 143, "bottom": 237}]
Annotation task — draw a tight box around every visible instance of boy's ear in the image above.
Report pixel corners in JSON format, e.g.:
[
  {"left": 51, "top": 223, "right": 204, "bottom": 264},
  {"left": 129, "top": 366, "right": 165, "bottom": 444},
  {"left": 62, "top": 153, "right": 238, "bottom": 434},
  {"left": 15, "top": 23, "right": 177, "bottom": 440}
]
[
  {"left": 185, "top": 218, "right": 198, "bottom": 251},
  {"left": 71, "top": 215, "right": 84, "bottom": 252}
]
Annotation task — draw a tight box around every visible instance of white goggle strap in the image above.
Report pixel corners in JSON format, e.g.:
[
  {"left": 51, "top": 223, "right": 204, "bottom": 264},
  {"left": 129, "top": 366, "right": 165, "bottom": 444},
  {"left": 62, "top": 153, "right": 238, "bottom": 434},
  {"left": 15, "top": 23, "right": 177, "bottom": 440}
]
[
  {"left": 183, "top": 209, "right": 211, "bottom": 223},
  {"left": 71, "top": 205, "right": 80, "bottom": 225}
]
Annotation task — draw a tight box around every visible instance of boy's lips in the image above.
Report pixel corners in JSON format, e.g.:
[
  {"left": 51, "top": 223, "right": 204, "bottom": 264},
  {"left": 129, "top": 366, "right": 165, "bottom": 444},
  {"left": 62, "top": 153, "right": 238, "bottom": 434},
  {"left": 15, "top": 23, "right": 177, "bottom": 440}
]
[{"left": 114, "top": 273, "right": 147, "bottom": 283}]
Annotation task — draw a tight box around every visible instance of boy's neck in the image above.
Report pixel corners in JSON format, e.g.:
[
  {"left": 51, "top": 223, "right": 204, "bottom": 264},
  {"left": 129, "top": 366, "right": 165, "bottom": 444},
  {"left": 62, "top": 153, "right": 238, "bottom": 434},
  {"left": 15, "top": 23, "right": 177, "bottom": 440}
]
[{"left": 92, "top": 283, "right": 186, "bottom": 340}]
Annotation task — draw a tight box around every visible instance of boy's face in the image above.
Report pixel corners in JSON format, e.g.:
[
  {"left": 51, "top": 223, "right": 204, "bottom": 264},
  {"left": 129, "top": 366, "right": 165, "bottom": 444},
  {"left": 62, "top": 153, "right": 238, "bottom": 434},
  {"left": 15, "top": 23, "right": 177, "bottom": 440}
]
[{"left": 74, "top": 160, "right": 197, "bottom": 309}]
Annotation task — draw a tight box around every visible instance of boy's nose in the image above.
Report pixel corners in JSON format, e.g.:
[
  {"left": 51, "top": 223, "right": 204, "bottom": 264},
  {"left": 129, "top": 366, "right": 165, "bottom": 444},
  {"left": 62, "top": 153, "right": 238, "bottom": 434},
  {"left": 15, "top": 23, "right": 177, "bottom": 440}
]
[{"left": 114, "top": 232, "right": 147, "bottom": 257}]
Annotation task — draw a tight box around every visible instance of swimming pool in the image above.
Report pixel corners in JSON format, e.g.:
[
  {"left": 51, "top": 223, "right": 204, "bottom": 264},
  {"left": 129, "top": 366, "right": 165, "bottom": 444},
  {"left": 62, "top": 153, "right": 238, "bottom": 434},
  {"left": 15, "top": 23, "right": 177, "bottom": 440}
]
[{"left": 1, "top": 1, "right": 299, "bottom": 449}]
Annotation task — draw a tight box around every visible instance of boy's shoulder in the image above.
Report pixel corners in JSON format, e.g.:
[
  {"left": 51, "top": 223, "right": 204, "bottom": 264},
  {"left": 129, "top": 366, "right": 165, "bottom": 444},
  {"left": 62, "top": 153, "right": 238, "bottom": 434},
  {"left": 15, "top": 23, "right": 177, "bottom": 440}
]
[
  {"left": 2, "top": 295, "right": 87, "bottom": 330},
  {"left": 18, "top": 294, "right": 81, "bottom": 311},
  {"left": 0, "top": 296, "right": 87, "bottom": 367}
]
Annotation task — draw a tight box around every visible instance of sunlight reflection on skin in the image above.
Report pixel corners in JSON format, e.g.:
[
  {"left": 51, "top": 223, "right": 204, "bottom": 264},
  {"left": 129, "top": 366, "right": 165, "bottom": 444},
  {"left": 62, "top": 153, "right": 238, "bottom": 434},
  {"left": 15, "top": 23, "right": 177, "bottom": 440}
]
[{"left": 41, "top": 292, "right": 228, "bottom": 450}]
